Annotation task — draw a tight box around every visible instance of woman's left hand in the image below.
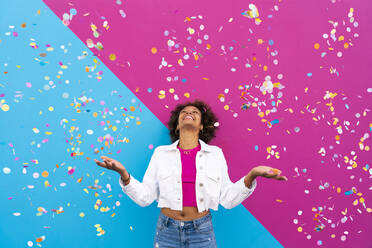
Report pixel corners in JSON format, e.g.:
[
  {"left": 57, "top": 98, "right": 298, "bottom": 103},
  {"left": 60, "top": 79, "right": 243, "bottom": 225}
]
[{"left": 250, "top": 165, "right": 288, "bottom": 181}]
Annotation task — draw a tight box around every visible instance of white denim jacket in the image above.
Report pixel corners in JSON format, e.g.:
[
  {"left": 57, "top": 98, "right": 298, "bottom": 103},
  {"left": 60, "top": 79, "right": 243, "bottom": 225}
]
[{"left": 119, "top": 139, "right": 257, "bottom": 213}]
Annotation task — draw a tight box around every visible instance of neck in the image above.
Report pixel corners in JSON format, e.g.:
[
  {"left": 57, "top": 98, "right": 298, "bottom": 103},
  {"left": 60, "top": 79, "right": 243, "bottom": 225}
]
[{"left": 178, "top": 131, "right": 199, "bottom": 149}]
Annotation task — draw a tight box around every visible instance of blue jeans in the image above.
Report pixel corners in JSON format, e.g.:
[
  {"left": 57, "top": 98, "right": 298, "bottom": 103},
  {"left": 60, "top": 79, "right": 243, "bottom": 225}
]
[{"left": 154, "top": 211, "right": 217, "bottom": 248}]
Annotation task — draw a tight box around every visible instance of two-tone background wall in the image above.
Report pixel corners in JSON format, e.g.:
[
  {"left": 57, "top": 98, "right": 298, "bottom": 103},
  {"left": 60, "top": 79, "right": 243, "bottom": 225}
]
[{"left": 0, "top": 0, "right": 371, "bottom": 247}]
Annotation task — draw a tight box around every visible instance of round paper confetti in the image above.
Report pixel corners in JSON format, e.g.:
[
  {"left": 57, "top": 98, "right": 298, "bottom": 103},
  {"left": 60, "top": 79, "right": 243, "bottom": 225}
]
[
  {"left": 1, "top": 104, "right": 10, "bottom": 112},
  {"left": 109, "top": 53, "right": 117, "bottom": 61},
  {"left": 3, "top": 167, "right": 11, "bottom": 174}
]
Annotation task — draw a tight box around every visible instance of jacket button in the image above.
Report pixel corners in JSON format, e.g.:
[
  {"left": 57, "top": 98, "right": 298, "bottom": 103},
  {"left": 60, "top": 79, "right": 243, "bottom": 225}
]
[
  {"left": 200, "top": 198, "right": 204, "bottom": 202},
  {"left": 199, "top": 183, "right": 203, "bottom": 187},
  {"left": 217, "top": 177, "right": 220, "bottom": 180},
  {"left": 199, "top": 166, "right": 203, "bottom": 170},
  {"left": 177, "top": 198, "right": 180, "bottom": 200}
]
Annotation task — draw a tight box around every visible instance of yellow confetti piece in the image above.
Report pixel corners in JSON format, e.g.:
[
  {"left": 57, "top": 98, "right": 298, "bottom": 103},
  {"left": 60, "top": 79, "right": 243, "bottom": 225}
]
[
  {"left": 48, "top": 106, "right": 54, "bottom": 111},
  {"left": 1, "top": 104, "right": 10, "bottom": 111},
  {"left": 79, "top": 212, "right": 85, "bottom": 217},
  {"left": 314, "top": 43, "right": 320, "bottom": 49},
  {"left": 83, "top": 188, "right": 89, "bottom": 194},
  {"left": 276, "top": 199, "right": 283, "bottom": 203},
  {"left": 224, "top": 105, "right": 229, "bottom": 110},
  {"left": 297, "top": 227, "right": 303, "bottom": 232},
  {"left": 184, "top": 92, "right": 190, "bottom": 98},
  {"left": 109, "top": 53, "right": 116, "bottom": 61},
  {"left": 130, "top": 226, "right": 133, "bottom": 231},
  {"left": 188, "top": 27, "right": 195, "bottom": 35},
  {"left": 151, "top": 47, "right": 157, "bottom": 54},
  {"left": 41, "top": 171, "right": 49, "bottom": 178}
]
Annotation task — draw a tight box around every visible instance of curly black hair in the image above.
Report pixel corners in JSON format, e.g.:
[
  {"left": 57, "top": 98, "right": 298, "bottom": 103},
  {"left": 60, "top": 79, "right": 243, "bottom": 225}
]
[{"left": 167, "top": 99, "right": 219, "bottom": 144}]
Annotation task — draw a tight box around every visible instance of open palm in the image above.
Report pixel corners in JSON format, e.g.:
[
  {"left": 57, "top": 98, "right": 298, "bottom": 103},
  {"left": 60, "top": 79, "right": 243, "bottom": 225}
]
[{"left": 251, "top": 165, "right": 288, "bottom": 181}]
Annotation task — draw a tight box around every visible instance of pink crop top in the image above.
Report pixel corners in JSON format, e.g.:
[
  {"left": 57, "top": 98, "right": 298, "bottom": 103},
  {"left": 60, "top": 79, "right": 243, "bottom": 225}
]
[{"left": 177, "top": 143, "right": 201, "bottom": 207}]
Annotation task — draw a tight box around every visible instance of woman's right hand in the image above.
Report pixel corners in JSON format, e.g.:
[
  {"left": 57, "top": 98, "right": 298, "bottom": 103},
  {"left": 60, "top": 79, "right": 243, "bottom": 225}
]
[{"left": 94, "top": 156, "right": 129, "bottom": 178}]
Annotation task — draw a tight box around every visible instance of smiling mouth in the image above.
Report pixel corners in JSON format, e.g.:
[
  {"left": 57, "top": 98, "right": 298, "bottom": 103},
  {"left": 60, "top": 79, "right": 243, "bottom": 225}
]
[{"left": 184, "top": 116, "right": 194, "bottom": 120}]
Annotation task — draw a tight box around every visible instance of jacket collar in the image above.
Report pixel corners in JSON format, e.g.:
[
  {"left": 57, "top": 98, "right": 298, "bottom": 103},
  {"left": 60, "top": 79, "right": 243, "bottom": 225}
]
[{"left": 165, "top": 139, "right": 213, "bottom": 153}]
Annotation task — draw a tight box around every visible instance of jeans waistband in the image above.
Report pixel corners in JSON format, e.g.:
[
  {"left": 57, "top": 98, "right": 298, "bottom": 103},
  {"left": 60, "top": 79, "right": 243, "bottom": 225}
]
[{"left": 159, "top": 211, "right": 212, "bottom": 229}]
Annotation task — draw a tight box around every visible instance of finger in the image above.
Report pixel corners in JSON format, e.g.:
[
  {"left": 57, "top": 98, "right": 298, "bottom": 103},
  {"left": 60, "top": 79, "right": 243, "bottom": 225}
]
[
  {"left": 94, "top": 159, "right": 108, "bottom": 168},
  {"left": 264, "top": 171, "right": 279, "bottom": 178},
  {"left": 101, "top": 156, "right": 114, "bottom": 162},
  {"left": 264, "top": 173, "right": 277, "bottom": 178},
  {"left": 275, "top": 175, "right": 288, "bottom": 181},
  {"left": 107, "top": 161, "right": 114, "bottom": 169},
  {"left": 103, "top": 159, "right": 112, "bottom": 169}
]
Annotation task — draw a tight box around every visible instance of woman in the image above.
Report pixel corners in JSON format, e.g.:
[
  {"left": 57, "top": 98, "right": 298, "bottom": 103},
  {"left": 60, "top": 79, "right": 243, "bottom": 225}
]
[{"left": 94, "top": 99, "right": 288, "bottom": 247}]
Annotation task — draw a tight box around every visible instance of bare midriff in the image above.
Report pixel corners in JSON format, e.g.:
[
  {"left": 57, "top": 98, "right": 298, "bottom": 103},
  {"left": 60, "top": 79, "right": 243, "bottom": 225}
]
[{"left": 161, "top": 207, "right": 210, "bottom": 221}]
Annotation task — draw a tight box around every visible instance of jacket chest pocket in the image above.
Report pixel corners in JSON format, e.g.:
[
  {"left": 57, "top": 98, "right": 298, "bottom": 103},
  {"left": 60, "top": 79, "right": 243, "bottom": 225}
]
[
  {"left": 204, "top": 166, "right": 221, "bottom": 198},
  {"left": 158, "top": 167, "right": 174, "bottom": 197}
]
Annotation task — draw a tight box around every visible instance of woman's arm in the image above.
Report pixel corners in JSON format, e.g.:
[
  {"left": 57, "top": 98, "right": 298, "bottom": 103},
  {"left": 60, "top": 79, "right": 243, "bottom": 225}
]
[
  {"left": 118, "top": 148, "right": 160, "bottom": 207},
  {"left": 95, "top": 148, "right": 159, "bottom": 207}
]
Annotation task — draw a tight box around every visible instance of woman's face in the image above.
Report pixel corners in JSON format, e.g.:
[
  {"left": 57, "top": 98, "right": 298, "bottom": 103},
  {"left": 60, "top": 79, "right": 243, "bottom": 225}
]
[{"left": 177, "top": 105, "right": 203, "bottom": 131}]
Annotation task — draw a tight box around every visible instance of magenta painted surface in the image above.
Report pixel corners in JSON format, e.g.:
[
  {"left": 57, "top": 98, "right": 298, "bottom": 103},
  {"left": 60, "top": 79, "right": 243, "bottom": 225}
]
[{"left": 43, "top": 0, "right": 372, "bottom": 247}]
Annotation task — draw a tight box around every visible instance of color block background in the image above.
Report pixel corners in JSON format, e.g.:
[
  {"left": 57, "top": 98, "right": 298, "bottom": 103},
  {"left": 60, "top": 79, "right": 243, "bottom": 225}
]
[{"left": 0, "top": 0, "right": 371, "bottom": 247}]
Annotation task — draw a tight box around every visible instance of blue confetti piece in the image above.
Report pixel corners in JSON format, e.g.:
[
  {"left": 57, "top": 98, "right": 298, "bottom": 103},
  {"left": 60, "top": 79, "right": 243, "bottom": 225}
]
[
  {"left": 344, "top": 190, "right": 353, "bottom": 195},
  {"left": 307, "top": 72, "right": 312, "bottom": 77},
  {"left": 271, "top": 119, "right": 279, "bottom": 125},
  {"left": 70, "top": 8, "right": 77, "bottom": 15}
]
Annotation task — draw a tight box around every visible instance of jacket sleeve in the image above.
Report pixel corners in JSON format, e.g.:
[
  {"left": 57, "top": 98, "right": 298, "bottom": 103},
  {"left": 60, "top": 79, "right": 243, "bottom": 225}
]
[
  {"left": 218, "top": 148, "right": 257, "bottom": 209},
  {"left": 118, "top": 147, "right": 159, "bottom": 207}
]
